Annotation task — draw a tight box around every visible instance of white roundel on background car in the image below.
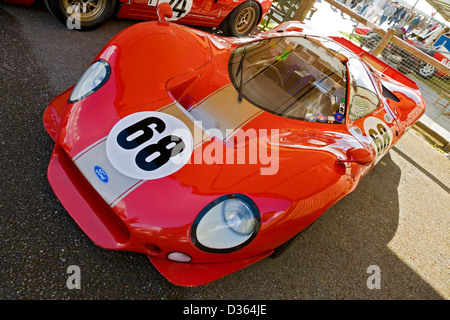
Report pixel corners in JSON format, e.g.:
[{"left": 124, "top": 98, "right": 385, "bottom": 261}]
[
  {"left": 363, "top": 116, "right": 393, "bottom": 163},
  {"left": 149, "top": 0, "right": 193, "bottom": 21},
  {"left": 106, "top": 111, "right": 194, "bottom": 180}
]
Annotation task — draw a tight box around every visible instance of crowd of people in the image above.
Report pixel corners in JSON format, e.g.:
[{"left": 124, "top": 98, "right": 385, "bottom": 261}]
[{"left": 343, "top": 0, "right": 443, "bottom": 37}]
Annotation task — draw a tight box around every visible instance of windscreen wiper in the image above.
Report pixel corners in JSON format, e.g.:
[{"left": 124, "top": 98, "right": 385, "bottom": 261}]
[{"left": 236, "top": 45, "right": 247, "bottom": 103}]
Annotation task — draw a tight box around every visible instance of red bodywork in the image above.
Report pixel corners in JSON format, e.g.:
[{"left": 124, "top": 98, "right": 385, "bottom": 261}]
[
  {"left": 4, "top": 0, "right": 273, "bottom": 29},
  {"left": 117, "top": 0, "right": 272, "bottom": 28},
  {"left": 3, "top": 0, "right": 35, "bottom": 5},
  {"left": 432, "top": 50, "right": 450, "bottom": 78},
  {"left": 43, "top": 20, "right": 425, "bottom": 286}
]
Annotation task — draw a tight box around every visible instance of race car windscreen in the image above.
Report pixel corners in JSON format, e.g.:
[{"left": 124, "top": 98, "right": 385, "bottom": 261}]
[
  {"left": 346, "top": 57, "right": 380, "bottom": 121},
  {"left": 228, "top": 36, "right": 348, "bottom": 124}
]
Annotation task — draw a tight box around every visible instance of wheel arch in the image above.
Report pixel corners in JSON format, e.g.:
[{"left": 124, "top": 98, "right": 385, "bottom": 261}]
[
  {"left": 43, "top": 0, "right": 119, "bottom": 30},
  {"left": 219, "top": 0, "right": 263, "bottom": 37},
  {"left": 113, "top": 0, "right": 123, "bottom": 17},
  {"left": 226, "top": 0, "right": 263, "bottom": 24}
]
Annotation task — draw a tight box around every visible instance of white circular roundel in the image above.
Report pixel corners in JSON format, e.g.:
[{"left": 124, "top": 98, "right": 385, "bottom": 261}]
[
  {"left": 159, "top": 0, "right": 193, "bottom": 21},
  {"left": 363, "top": 116, "right": 393, "bottom": 161},
  {"left": 106, "top": 111, "right": 193, "bottom": 180}
]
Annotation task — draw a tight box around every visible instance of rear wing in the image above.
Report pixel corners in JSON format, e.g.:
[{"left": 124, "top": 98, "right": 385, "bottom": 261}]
[{"left": 330, "top": 36, "right": 419, "bottom": 90}]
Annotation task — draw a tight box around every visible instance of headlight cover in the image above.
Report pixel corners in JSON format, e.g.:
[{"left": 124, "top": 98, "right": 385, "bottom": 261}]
[
  {"left": 191, "top": 194, "right": 261, "bottom": 253},
  {"left": 68, "top": 60, "right": 110, "bottom": 103}
]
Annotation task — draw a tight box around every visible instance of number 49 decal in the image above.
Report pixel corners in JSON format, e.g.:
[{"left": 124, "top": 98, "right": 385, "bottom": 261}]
[
  {"left": 106, "top": 111, "right": 193, "bottom": 180},
  {"left": 148, "top": 0, "right": 193, "bottom": 20}
]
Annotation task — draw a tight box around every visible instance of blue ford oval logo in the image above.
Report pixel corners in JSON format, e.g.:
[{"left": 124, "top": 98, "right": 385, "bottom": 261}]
[{"left": 94, "top": 166, "right": 108, "bottom": 183}]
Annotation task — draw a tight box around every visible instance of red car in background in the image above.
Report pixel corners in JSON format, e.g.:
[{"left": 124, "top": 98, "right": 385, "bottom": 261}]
[
  {"left": 425, "top": 49, "right": 450, "bottom": 79},
  {"left": 4, "top": 0, "right": 272, "bottom": 36},
  {"left": 356, "top": 27, "right": 450, "bottom": 79}
]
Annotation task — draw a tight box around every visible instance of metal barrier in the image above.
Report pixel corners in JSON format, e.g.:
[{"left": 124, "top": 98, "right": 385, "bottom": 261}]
[
  {"left": 261, "top": 0, "right": 317, "bottom": 30},
  {"left": 358, "top": 29, "right": 450, "bottom": 130},
  {"left": 261, "top": 1, "right": 301, "bottom": 30}
]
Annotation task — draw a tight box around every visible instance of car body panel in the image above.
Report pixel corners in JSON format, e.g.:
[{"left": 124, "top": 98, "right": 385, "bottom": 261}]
[
  {"left": 5, "top": 0, "right": 273, "bottom": 29},
  {"left": 2, "top": 0, "right": 35, "bottom": 5},
  {"left": 148, "top": 250, "right": 272, "bottom": 286},
  {"left": 118, "top": 0, "right": 273, "bottom": 28},
  {"left": 432, "top": 50, "right": 450, "bottom": 78},
  {"left": 44, "top": 20, "right": 425, "bottom": 286}
]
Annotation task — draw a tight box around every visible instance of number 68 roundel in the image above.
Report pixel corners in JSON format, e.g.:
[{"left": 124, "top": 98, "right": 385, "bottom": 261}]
[
  {"left": 106, "top": 112, "right": 194, "bottom": 180},
  {"left": 363, "top": 116, "right": 393, "bottom": 163}
]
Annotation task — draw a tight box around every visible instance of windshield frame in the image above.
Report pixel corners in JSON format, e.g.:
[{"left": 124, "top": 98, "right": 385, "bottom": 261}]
[
  {"left": 346, "top": 57, "right": 382, "bottom": 122},
  {"left": 228, "top": 35, "right": 350, "bottom": 125}
]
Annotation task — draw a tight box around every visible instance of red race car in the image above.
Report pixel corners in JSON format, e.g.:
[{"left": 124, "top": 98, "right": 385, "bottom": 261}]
[
  {"left": 43, "top": 9, "right": 425, "bottom": 286},
  {"left": 4, "top": 0, "right": 272, "bottom": 36}
]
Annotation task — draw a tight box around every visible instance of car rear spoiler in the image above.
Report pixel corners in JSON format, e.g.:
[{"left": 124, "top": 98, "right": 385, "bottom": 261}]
[{"left": 330, "top": 36, "right": 419, "bottom": 90}]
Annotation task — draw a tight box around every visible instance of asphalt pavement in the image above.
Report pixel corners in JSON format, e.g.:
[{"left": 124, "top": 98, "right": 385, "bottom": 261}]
[{"left": 1, "top": 1, "right": 449, "bottom": 300}]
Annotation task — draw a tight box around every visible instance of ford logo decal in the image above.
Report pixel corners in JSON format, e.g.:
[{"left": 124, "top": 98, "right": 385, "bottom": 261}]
[{"left": 94, "top": 166, "right": 109, "bottom": 183}]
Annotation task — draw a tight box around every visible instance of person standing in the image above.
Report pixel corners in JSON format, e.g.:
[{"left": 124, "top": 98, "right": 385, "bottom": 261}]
[
  {"left": 391, "top": 5, "right": 407, "bottom": 25},
  {"left": 415, "top": 18, "right": 430, "bottom": 37},
  {"left": 406, "top": 14, "right": 421, "bottom": 34},
  {"left": 388, "top": 5, "right": 401, "bottom": 24},
  {"left": 364, "top": 0, "right": 388, "bottom": 23},
  {"left": 361, "top": 0, "right": 372, "bottom": 15},
  {"left": 379, "top": 1, "right": 397, "bottom": 26}
]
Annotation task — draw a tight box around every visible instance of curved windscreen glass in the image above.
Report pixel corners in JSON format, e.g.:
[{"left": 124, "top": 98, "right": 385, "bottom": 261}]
[
  {"left": 347, "top": 57, "right": 380, "bottom": 121},
  {"left": 228, "top": 36, "right": 348, "bottom": 124}
]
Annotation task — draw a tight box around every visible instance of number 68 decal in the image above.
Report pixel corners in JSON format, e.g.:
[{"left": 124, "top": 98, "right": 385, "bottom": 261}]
[
  {"left": 106, "top": 112, "right": 193, "bottom": 180},
  {"left": 363, "top": 116, "right": 393, "bottom": 162}
]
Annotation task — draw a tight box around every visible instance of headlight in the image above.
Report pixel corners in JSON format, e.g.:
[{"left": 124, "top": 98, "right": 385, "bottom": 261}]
[
  {"left": 223, "top": 199, "right": 256, "bottom": 235},
  {"left": 191, "top": 194, "right": 260, "bottom": 253},
  {"left": 68, "top": 60, "right": 110, "bottom": 103}
]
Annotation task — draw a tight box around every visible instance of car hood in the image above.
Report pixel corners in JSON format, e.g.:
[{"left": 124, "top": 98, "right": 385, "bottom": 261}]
[
  {"left": 102, "top": 21, "right": 213, "bottom": 113},
  {"left": 55, "top": 22, "right": 362, "bottom": 236}
]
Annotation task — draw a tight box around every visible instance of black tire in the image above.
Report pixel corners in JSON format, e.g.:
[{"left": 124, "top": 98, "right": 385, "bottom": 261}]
[
  {"left": 44, "top": 0, "right": 116, "bottom": 31},
  {"left": 221, "top": 1, "right": 261, "bottom": 37},
  {"left": 416, "top": 63, "right": 438, "bottom": 79}
]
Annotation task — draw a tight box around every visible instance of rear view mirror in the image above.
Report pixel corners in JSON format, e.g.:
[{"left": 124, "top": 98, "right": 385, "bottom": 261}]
[
  {"left": 157, "top": 2, "right": 173, "bottom": 24},
  {"left": 339, "top": 147, "right": 375, "bottom": 165}
]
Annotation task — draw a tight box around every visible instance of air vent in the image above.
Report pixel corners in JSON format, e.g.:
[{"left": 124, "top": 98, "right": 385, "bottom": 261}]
[{"left": 382, "top": 85, "right": 400, "bottom": 102}]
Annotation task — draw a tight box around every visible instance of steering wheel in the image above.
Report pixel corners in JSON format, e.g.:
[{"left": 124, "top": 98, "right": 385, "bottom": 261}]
[{"left": 249, "top": 61, "right": 284, "bottom": 87}]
